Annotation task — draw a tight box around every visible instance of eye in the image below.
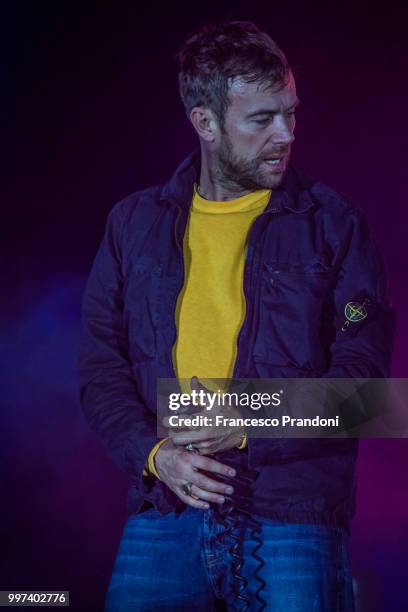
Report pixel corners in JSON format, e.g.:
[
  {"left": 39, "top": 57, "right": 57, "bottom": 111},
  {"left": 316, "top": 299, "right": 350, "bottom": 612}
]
[
  {"left": 253, "top": 110, "right": 296, "bottom": 126},
  {"left": 253, "top": 118, "right": 270, "bottom": 126}
]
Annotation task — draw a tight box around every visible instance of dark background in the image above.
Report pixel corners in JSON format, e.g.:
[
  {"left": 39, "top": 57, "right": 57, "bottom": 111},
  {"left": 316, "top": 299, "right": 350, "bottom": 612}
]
[{"left": 2, "top": 2, "right": 407, "bottom": 611}]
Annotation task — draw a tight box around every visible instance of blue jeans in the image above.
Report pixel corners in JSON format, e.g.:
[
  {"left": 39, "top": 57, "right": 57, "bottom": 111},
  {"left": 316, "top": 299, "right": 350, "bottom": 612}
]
[{"left": 105, "top": 505, "right": 355, "bottom": 611}]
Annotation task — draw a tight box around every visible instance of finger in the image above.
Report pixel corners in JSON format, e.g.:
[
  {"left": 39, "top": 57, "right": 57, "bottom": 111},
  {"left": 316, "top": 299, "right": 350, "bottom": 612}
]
[
  {"left": 189, "top": 484, "right": 226, "bottom": 505},
  {"left": 190, "top": 376, "right": 211, "bottom": 406},
  {"left": 192, "top": 446, "right": 217, "bottom": 456},
  {"left": 177, "top": 487, "right": 209, "bottom": 510},
  {"left": 191, "top": 441, "right": 219, "bottom": 455},
  {"left": 193, "top": 433, "right": 237, "bottom": 453},
  {"left": 193, "top": 439, "right": 219, "bottom": 449},
  {"left": 190, "top": 375, "right": 209, "bottom": 392},
  {"left": 195, "top": 450, "right": 214, "bottom": 456},
  {"left": 169, "top": 426, "right": 203, "bottom": 437},
  {"left": 191, "top": 471, "right": 234, "bottom": 496},
  {"left": 161, "top": 415, "right": 175, "bottom": 431},
  {"left": 190, "top": 453, "right": 237, "bottom": 478},
  {"left": 171, "top": 429, "right": 219, "bottom": 444},
  {"left": 161, "top": 415, "right": 199, "bottom": 431},
  {"left": 161, "top": 412, "right": 200, "bottom": 431}
]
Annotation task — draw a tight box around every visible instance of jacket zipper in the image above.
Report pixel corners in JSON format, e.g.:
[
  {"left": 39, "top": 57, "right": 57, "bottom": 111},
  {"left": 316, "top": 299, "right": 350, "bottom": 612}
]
[
  {"left": 231, "top": 243, "right": 254, "bottom": 380},
  {"left": 231, "top": 213, "right": 266, "bottom": 379},
  {"left": 232, "top": 206, "right": 281, "bottom": 379}
]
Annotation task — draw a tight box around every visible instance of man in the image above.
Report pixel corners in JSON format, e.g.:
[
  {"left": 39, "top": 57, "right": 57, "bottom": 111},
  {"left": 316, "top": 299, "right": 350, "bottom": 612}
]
[{"left": 78, "top": 20, "right": 395, "bottom": 611}]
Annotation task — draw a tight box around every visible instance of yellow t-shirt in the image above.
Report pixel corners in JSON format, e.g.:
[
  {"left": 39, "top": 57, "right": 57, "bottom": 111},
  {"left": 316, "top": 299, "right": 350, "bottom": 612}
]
[{"left": 172, "top": 183, "right": 271, "bottom": 391}]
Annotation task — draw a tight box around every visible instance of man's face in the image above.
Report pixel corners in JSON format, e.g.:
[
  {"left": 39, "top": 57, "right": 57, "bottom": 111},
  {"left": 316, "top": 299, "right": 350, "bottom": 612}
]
[{"left": 215, "top": 70, "right": 299, "bottom": 191}]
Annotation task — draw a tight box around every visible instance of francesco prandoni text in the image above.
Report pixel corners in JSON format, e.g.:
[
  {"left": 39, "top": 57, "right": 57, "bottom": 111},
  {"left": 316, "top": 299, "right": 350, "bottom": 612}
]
[
  {"left": 167, "top": 414, "right": 340, "bottom": 428},
  {"left": 167, "top": 390, "right": 340, "bottom": 429}
]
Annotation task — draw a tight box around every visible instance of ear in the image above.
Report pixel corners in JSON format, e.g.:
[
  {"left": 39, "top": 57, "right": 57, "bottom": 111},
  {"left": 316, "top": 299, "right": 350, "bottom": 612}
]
[{"left": 189, "top": 107, "right": 218, "bottom": 143}]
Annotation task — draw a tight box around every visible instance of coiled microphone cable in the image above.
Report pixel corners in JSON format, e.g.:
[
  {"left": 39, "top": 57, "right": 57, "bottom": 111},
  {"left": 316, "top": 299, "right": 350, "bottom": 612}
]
[{"left": 205, "top": 464, "right": 267, "bottom": 612}]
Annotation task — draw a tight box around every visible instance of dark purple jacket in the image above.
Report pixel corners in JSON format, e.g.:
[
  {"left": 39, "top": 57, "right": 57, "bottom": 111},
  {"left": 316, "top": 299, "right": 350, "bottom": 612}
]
[{"left": 78, "top": 148, "right": 395, "bottom": 533}]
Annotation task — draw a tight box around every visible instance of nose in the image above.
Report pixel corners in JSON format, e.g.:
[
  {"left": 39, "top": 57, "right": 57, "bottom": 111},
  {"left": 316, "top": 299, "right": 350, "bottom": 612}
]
[{"left": 272, "top": 114, "right": 295, "bottom": 146}]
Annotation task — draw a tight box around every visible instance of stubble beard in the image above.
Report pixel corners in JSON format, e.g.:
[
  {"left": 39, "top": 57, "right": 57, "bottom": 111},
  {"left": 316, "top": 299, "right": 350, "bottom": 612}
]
[{"left": 215, "top": 131, "right": 288, "bottom": 192}]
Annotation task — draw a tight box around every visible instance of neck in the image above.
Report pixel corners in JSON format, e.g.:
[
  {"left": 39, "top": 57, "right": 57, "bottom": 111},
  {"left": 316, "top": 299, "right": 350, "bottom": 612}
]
[{"left": 198, "top": 146, "right": 252, "bottom": 201}]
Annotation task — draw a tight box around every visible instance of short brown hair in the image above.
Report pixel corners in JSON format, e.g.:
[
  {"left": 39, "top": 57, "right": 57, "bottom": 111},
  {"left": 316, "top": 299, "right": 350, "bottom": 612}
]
[{"left": 175, "top": 20, "right": 291, "bottom": 130}]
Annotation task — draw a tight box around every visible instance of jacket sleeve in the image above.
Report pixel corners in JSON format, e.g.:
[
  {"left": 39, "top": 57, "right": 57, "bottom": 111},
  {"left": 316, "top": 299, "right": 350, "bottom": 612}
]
[
  {"left": 247, "top": 207, "right": 396, "bottom": 468},
  {"left": 78, "top": 201, "right": 159, "bottom": 482},
  {"left": 319, "top": 207, "right": 395, "bottom": 379}
]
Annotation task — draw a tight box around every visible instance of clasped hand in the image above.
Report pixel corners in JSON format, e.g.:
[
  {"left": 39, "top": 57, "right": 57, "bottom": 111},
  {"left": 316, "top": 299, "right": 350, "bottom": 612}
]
[{"left": 162, "top": 376, "right": 244, "bottom": 454}]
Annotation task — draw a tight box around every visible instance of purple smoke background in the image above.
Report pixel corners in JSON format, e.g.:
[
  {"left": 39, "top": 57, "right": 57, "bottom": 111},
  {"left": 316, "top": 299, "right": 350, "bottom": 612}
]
[{"left": 2, "top": 4, "right": 407, "bottom": 611}]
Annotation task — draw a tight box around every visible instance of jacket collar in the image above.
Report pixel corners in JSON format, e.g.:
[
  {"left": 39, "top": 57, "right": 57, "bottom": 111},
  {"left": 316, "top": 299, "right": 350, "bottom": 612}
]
[{"left": 159, "top": 147, "right": 316, "bottom": 214}]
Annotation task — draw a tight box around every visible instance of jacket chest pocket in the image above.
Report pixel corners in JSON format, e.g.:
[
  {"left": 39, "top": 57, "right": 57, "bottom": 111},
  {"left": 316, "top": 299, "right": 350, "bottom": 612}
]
[
  {"left": 253, "top": 260, "right": 334, "bottom": 370},
  {"left": 123, "top": 259, "right": 162, "bottom": 362}
]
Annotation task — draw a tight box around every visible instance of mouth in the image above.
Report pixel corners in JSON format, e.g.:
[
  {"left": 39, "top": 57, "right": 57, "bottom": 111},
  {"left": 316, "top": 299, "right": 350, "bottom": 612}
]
[{"left": 262, "top": 155, "right": 286, "bottom": 171}]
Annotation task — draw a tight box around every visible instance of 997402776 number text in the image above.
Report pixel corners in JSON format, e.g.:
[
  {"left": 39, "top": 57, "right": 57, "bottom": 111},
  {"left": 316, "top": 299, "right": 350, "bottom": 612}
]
[{"left": 0, "top": 591, "right": 69, "bottom": 607}]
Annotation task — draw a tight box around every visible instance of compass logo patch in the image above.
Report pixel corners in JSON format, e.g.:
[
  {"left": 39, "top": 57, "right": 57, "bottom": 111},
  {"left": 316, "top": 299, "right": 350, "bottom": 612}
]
[{"left": 344, "top": 301, "right": 368, "bottom": 323}]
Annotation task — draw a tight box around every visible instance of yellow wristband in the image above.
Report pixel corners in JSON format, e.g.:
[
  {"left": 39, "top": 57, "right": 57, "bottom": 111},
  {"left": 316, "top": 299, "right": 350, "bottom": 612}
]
[
  {"left": 236, "top": 433, "right": 247, "bottom": 450},
  {"left": 147, "top": 438, "right": 169, "bottom": 480}
]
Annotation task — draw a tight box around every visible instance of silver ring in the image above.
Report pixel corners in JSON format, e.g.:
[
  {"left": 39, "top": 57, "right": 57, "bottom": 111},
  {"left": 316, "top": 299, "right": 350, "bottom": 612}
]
[
  {"left": 181, "top": 482, "right": 193, "bottom": 496},
  {"left": 185, "top": 443, "right": 195, "bottom": 452}
]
